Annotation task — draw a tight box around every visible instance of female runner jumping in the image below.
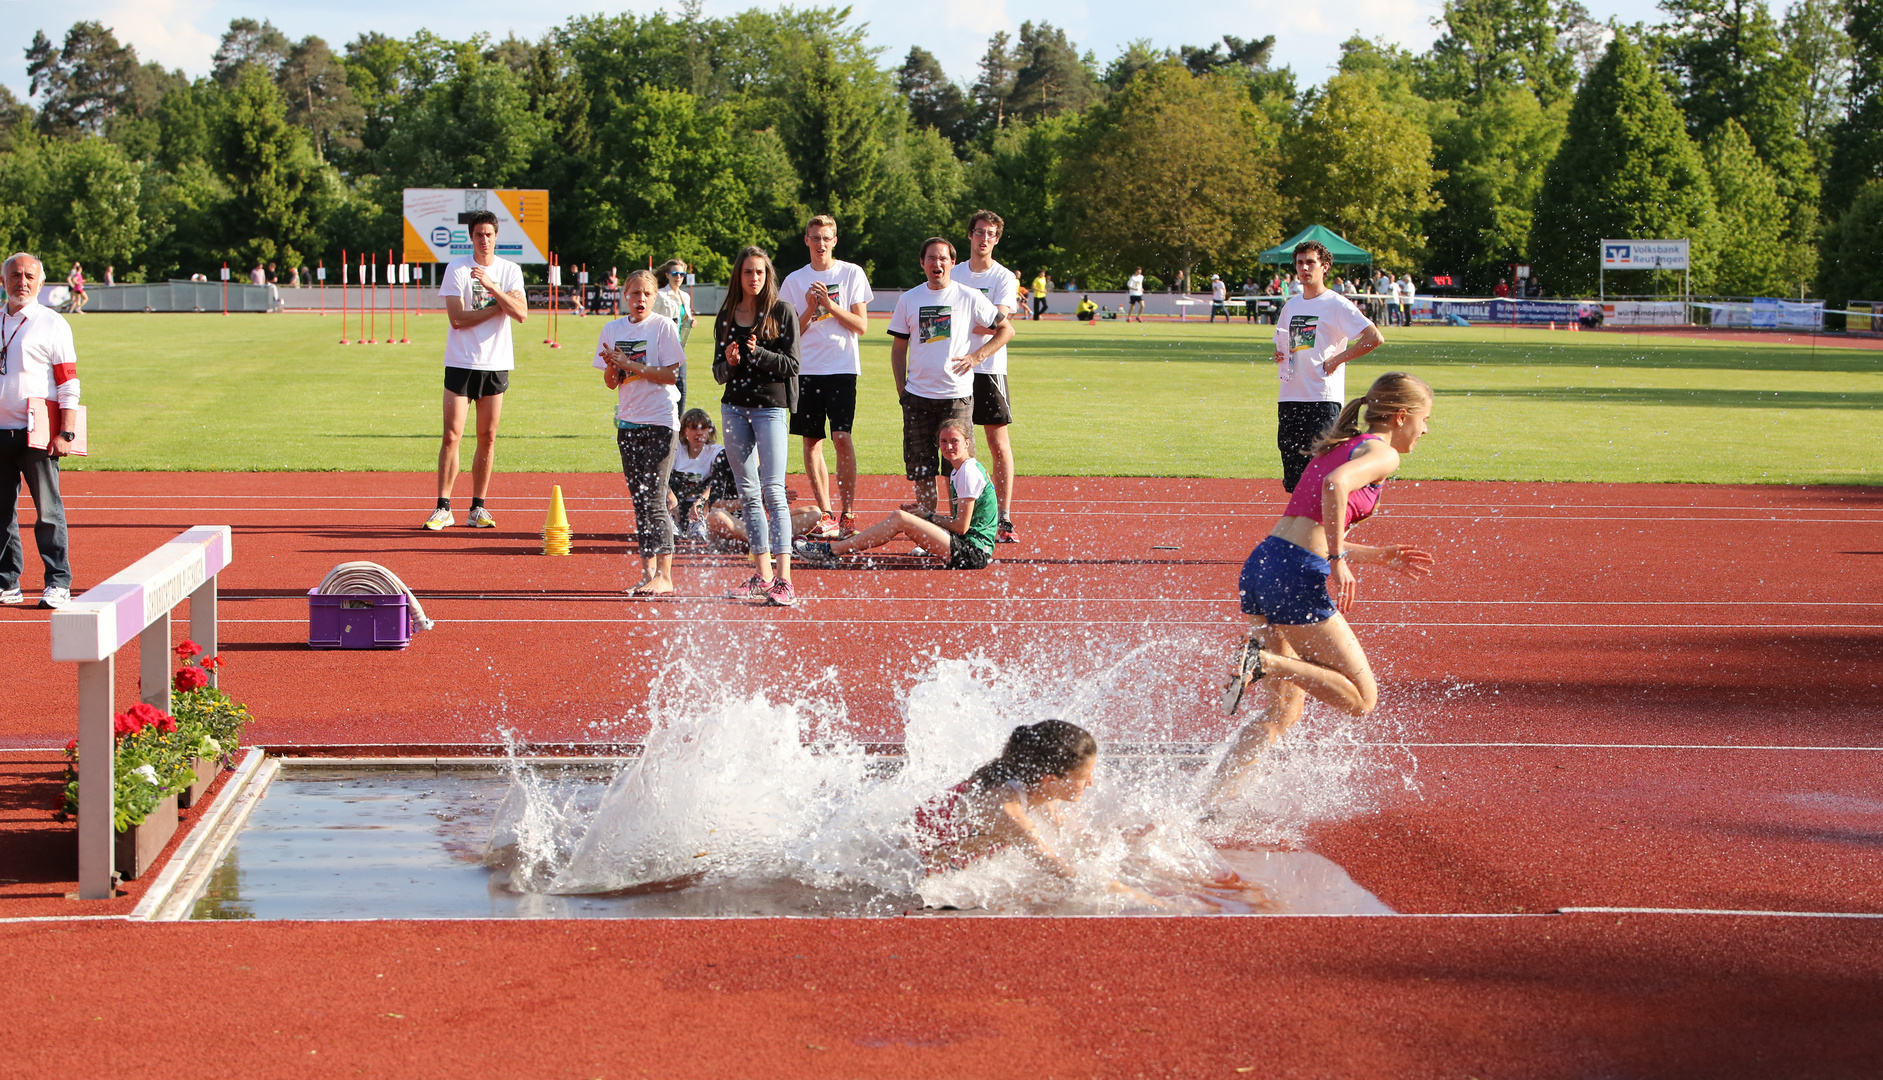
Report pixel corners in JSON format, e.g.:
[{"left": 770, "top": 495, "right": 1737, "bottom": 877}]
[{"left": 1211, "top": 371, "right": 1437, "bottom": 800}]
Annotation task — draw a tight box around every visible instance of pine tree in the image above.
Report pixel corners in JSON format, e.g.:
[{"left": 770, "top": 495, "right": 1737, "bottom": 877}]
[
  {"left": 1824, "top": 0, "right": 1883, "bottom": 218},
  {"left": 1704, "top": 119, "right": 1802, "bottom": 295},
  {"left": 1815, "top": 179, "right": 1883, "bottom": 305},
  {"left": 1530, "top": 33, "right": 1718, "bottom": 293}
]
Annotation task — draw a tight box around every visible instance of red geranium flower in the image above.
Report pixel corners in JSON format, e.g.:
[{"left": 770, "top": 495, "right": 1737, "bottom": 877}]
[
  {"left": 113, "top": 711, "right": 143, "bottom": 736},
  {"left": 174, "top": 640, "right": 203, "bottom": 659},
  {"left": 199, "top": 655, "right": 223, "bottom": 671},
  {"left": 65, "top": 738, "right": 77, "bottom": 752},
  {"left": 175, "top": 667, "right": 209, "bottom": 692},
  {"left": 124, "top": 701, "right": 175, "bottom": 734}
]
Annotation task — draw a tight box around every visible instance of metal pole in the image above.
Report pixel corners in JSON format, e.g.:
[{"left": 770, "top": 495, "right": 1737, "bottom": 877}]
[
  {"left": 77, "top": 657, "right": 115, "bottom": 900},
  {"left": 141, "top": 610, "right": 171, "bottom": 714},
  {"left": 190, "top": 576, "right": 218, "bottom": 691}
]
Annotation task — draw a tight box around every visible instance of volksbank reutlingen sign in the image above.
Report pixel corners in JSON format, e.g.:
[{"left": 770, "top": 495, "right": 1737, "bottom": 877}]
[{"left": 1600, "top": 239, "right": 1690, "bottom": 270}]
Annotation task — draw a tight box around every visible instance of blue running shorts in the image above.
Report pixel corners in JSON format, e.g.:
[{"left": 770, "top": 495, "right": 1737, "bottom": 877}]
[{"left": 1237, "top": 535, "right": 1338, "bottom": 625}]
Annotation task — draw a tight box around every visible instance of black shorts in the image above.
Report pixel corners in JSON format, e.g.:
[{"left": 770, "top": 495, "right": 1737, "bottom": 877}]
[
  {"left": 790, "top": 374, "right": 857, "bottom": 440},
  {"left": 971, "top": 373, "right": 1013, "bottom": 427},
  {"left": 946, "top": 533, "right": 992, "bottom": 569},
  {"left": 901, "top": 393, "right": 973, "bottom": 480},
  {"left": 444, "top": 367, "right": 510, "bottom": 400},
  {"left": 1277, "top": 400, "right": 1342, "bottom": 493}
]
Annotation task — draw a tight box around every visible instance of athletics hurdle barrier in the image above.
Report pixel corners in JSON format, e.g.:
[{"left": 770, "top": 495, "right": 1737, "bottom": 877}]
[{"left": 50, "top": 526, "right": 232, "bottom": 900}]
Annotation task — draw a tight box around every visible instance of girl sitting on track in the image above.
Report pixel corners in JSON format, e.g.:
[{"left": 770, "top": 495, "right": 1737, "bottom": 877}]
[
  {"left": 668, "top": 408, "right": 739, "bottom": 543},
  {"left": 1211, "top": 371, "right": 1438, "bottom": 801},
  {"left": 793, "top": 419, "right": 996, "bottom": 569},
  {"left": 595, "top": 269, "right": 686, "bottom": 596}
]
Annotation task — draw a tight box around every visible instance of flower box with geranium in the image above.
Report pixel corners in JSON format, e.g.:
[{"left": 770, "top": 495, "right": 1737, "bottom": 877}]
[{"left": 168, "top": 641, "right": 249, "bottom": 807}]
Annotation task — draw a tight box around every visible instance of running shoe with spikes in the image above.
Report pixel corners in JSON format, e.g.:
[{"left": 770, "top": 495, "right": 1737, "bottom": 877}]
[
  {"left": 765, "top": 578, "right": 797, "bottom": 607},
  {"left": 422, "top": 507, "right": 455, "bottom": 531},
  {"left": 805, "top": 511, "right": 842, "bottom": 540},
  {"left": 1221, "top": 635, "right": 1267, "bottom": 716},
  {"left": 725, "top": 574, "right": 770, "bottom": 601},
  {"left": 996, "top": 519, "right": 1018, "bottom": 544},
  {"left": 837, "top": 511, "right": 859, "bottom": 540},
  {"left": 467, "top": 506, "right": 497, "bottom": 528}
]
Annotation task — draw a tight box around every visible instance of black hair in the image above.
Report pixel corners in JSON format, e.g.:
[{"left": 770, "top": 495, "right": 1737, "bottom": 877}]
[
  {"left": 966, "top": 720, "right": 1098, "bottom": 792},
  {"left": 465, "top": 209, "right": 500, "bottom": 234}
]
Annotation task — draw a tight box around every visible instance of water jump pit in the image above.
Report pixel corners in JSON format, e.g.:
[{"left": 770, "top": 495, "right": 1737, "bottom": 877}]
[{"left": 184, "top": 755, "right": 1391, "bottom": 920}]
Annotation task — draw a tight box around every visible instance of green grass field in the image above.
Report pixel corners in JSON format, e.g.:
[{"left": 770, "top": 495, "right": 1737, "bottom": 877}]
[{"left": 62, "top": 312, "right": 1881, "bottom": 484}]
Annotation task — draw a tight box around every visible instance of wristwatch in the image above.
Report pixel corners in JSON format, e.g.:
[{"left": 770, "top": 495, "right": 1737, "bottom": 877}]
[{"left": 59, "top": 431, "right": 75, "bottom": 442}]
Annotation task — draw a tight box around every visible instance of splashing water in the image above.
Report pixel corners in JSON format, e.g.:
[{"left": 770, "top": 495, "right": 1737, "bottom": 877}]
[{"left": 485, "top": 625, "right": 1416, "bottom": 915}]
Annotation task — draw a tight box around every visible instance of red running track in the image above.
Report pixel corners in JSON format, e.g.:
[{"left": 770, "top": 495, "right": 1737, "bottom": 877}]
[{"left": 1, "top": 473, "right": 1879, "bottom": 1074}]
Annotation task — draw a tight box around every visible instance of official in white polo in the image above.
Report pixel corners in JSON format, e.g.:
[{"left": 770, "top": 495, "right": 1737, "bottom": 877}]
[{"left": 0, "top": 252, "right": 79, "bottom": 608}]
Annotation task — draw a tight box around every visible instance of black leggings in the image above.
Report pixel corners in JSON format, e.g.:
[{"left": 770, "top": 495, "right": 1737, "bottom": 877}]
[{"left": 617, "top": 425, "right": 677, "bottom": 555}]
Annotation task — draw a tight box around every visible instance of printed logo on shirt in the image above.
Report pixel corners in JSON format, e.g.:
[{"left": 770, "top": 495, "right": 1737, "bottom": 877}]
[
  {"left": 918, "top": 306, "right": 952, "bottom": 344},
  {"left": 811, "top": 284, "right": 841, "bottom": 322},
  {"left": 1287, "top": 315, "right": 1320, "bottom": 354},
  {"left": 613, "top": 339, "right": 647, "bottom": 382},
  {"left": 469, "top": 274, "right": 494, "bottom": 310}
]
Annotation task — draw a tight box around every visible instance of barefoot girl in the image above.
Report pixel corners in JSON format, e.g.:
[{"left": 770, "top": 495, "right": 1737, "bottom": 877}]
[
  {"left": 793, "top": 419, "right": 995, "bottom": 569},
  {"left": 595, "top": 269, "right": 685, "bottom": 596},
  {"left": 714, "top": 246, "right": 803, "bottom": 607},
  {"left": 1211, "top": 371, "right": 1437, "bottom": 799}
]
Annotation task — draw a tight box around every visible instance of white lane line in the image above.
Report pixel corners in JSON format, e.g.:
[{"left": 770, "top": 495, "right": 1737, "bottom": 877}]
[
  {"left": 43, "top": 509, "right": 1882, "bottom": 524},
  {"left": 1559, "top": 907, "right": 1883, "bottom": 918},
  {"left": 140, "top": 595, "right": 1883, "bottom": 607},
  {"left": 169, "top": 618, "right": 1883, "bottom": 629},
  {"left": 1377, "top": 742, "right": 1883, "bottom": 751}
]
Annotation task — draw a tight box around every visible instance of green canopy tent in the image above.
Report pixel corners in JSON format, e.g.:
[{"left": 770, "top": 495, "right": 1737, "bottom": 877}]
[{"left": 1260, "top": 225, "right": 1371, "bottom": 266}]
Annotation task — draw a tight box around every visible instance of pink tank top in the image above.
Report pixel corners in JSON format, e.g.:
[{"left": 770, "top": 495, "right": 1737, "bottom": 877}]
[{"left": 1282, "top": 434, "right": 1385, "bottom": 526}]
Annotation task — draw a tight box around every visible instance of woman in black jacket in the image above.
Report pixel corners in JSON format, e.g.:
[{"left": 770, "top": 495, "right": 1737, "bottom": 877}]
[{"left": 714, "top": 245, "right": 803, "bottom": 607}]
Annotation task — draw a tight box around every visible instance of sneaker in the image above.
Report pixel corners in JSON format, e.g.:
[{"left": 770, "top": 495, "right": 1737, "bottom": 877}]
[
  {"left": 39, "top": 585, "right": 71, "bottom": 610},
  {"left": 765, "top": 578, "right": 797, "bottom": 607},
  {"left": 837, "top": 512, "right": 859, "bottom": 540},
  {"left": 1221, "top": 636, "right": 1267, "bottom": 716},
  {"left": 467, "top": 506, "right": 497, "bottom": 528},
  {"left": 422, "top": 507, "right": 455, "bottom": 531},
  {"left": 805, "top": 512, "right": 841, "bottom": 540},
  {"left": 792, "top": 538, "right": 838, "bottom": 564},
  {"left": 0, "top": 586, "right": 22, "bottom": 605},
  {"left": 725, "top": 574, "right": 770, "bottom": 601},
  {"left": 996, "top": 520, "right": 1018, "bottom": 544}
]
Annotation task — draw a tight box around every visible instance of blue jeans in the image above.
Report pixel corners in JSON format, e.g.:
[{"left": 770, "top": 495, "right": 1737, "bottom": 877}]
[{"left": 720, "top": 404, "right": 791, "bottom": 555}]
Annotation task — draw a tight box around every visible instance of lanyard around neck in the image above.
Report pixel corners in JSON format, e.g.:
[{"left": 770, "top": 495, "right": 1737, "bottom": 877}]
[{"left": 0, "top": 308, "right": 25, "bottom": 376}]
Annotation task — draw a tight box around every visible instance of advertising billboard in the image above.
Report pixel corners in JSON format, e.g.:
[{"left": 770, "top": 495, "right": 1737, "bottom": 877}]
[
  {"left": 1600, "top": 239, "right": 1690, "bottom": 270},
  {"left": 402, "top": 188, "right": 549, "bottom": 264}
]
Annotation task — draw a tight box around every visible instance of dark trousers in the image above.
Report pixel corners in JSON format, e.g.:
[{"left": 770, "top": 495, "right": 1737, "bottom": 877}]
[
  {"left": 1032, "top": 295, "right": 1047, "bottom": 320},
  {"left": 0, "top": 430, "right": 70, "bottom": 590},
  {"left": 1277, "top": 401, "right": 1342, "bottom": 494},
  {"left": 616, "top": 424, "right": 677, "bottom": 556}
]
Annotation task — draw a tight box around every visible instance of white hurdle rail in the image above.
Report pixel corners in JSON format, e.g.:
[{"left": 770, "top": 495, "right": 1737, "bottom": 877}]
[{"left": 50, "top": 526, "right": 232, "bottom": 900}]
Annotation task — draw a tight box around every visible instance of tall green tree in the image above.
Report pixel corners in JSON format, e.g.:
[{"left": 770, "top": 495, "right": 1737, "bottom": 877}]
[
  {"left": 863, "top": 123, "right": 967, "bottom": 284},
  {"left": 212, "top": 18, "right": 290, "bottom": 85},
  {"left": 25, "top": 22, "right": 138, "bottom": 137},
  {"left": 279, "top": 36, "right": 363, "bottom": 159},
  {"left": 1284, "top": 71, "right": 1443, "bottom": 270},
  {"left": 1427, "top": 84, "right": 1569, "bottom": 288},
  {"left": 1824, "top": 0, "right": 1883, "bottom": 217},
  {"left": 1531, "top": 33, "right": 1718, "bottom": 293},
  {"left": 775, "top": 29, "right": 892, "bottom": 245},
  {"left": 377, "top": 58, "right": 541, "bottom": 189},
  {"left": 1815, "top": 178, "right": 1883, "bottom": 304},
  {"left": 971, "top": 31, "right": 1020, "bottom": 131},
  {"left": 1704, "top": 119, "right": 1804, "bottom": 294},
  {"left": 898, "top": 47, "right": 973, "bottom": 148},
  {"left": 960, "top": 113, "right": 1081, "bottom": 284},
  {"left": 1062, "top": 64, "right": 1283, "bottom": 286},
  {"left": 1008, "top": 22, "right": 1104, "bottom": 122},
  {"left": 215, "top": 65, "right": 324, "bottom": 268},
  {"left": 1421, "top": 0, "right": 1583, "bottom": 104}
]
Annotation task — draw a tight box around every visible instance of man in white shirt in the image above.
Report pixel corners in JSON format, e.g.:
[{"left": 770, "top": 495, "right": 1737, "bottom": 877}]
[
  {"left": 888, "top": 237, "right": 1014, "bottom": 513},
  {"left": 949, "top": 209, "right": 1021, "bottom": 543},
  {"left": 0, "top": 253, "right": 79, "bottom": 608},
  {"left": 780, "top": 214, "right": 873, "bottom": 539},
  {"left": 1271, "top": 240, "right": 1385, "bottom": 492},
  {"left": 1209, "top": 274, "right": 1229, "bottom": 322},
  {"left": 1126, "top": 266, "right": 1145, "bottom": 322},
  {"left": 424, "top": 210, "right": 528, "bottom": 530}
]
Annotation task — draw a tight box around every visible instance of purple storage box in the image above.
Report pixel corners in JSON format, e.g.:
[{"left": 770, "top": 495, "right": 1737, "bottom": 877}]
[{"left": 308, "top": 591, "right": 413, "bottom": 650}]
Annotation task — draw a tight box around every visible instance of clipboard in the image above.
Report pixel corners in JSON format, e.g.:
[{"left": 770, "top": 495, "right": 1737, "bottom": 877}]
[{"left": 25, "top": 398, "right": 87, "bottom": 455}]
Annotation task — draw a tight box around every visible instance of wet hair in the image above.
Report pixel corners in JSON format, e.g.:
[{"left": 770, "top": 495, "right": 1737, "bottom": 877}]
[
  {"left": 679, "top": 407, "right": 718, "bottom": 443},
  {"left": 804, "top": 214, "right": 837, "bottom": 237},
  {"left": 1310, "top": 372, "right": 1432, "bottom": 458},
  {"left": 1293, "top": 240, "right": 1331, "bottom": 267},
  {"left": 464, "top": 209, "right": 499, "bottom": 234},
  {"left": 967, "top": 209, "right": 1003, "bottom": 236},
  {"left": 622, "top": 268, "right": 657, "bottom": 292},
  {"left": 921, "top": 236, "right": 955, "bottom": 261},
  {"left": 716, "top": 245, "right": 783, "bottom": 342},
  {"left": 937, "top": 417, "right": 974, "bottom": 448},
  {"left": 966, "top": 720, "right": 1098, "bottom": 792}
]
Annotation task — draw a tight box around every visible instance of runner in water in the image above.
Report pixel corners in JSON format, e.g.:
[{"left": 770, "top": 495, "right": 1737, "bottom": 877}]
[{"left": 1211, "top": 372, "right": 1437, "bottom": 802}]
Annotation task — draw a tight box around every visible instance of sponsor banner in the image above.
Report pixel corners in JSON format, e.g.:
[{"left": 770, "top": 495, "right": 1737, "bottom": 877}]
[
  {"left": 1410, "top": 299, "right": 1581, "bottom": 324},
  {"left": 1850, "top": 302, "right": 1875, "bottom": 333},
  {"left": 1602, "top": 301, "right": 1686, "bottom": 326},
  {"left": 403, "top": 188, "right": 550, "bottom": 264},
  {"left": 1601, "top": 239, "right": 1690, "bottom": 270}
]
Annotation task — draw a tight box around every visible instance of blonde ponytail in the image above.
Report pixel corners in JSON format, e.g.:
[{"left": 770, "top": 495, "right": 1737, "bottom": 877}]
[{"left": 1308, "top": 372, "right": 1431, "bottom": 458}]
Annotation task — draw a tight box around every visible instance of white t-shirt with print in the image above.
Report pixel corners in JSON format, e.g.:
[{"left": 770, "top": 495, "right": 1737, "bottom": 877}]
[
  {"left": 439, "top": 255, "right": 525, "bottom": 371},
  {"left": 949, "top": 260, "right": 1019, "bottom": 375},
  {"left": 1126, "top": 273, "right": 1144, "bottom": 297},
  {"left": 673, "top": 441, "right": 723, "bottom": 478},
  {"left": 1272, "top": 289, "right": 1374, "bottom": 403},
  {"left": 1211, "top": 280, "right": 1227, "bottom": 302},
  {"left": 591, "top": 312, "right": 686, "bottom": 428},
  {"left": 888, "top": 281, "right": 1002, "bottom": 400},
  {"left": 780, "top": 260, "right": 874, "bottom": 376}
]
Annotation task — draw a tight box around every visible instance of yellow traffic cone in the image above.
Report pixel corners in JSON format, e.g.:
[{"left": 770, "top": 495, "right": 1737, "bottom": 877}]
[{"left": 543, "top": 484, "right": 573, "bottom": 556}]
